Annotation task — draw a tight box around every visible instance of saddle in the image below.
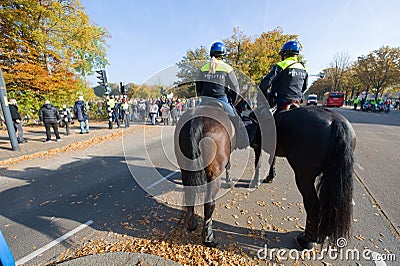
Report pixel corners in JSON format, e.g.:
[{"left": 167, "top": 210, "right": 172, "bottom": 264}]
[
  {"left": 200, "top": 97, "right": 249, "bottom": 149},
  {"left": 277, "top": 100, "right": 300, "bottom": 112}
]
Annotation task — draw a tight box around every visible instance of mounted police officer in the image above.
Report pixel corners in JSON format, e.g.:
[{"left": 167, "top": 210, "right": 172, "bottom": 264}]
[
  {"left": 195, "top": 41, "right": 248, "bottom": 149},
  {"left": 260, "top": 41, "right": 308, "bottom": 112}
]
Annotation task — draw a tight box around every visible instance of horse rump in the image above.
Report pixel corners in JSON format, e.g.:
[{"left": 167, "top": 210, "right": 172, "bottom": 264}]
[{"left": 176, "top": 116, "right": 207, "bottom": 206}]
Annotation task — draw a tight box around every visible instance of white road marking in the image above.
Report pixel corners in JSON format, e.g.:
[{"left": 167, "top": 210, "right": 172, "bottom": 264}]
[
  {"left": 146, "top": 170, "right": 180, "bottom": 190},
  {"left": 15, "top": 220, "right": 93, "bottom": 265}
]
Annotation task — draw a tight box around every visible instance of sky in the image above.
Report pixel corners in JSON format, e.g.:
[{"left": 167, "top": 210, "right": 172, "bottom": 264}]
[{"left": 80, "top": 0, "right": 400, "bottom": 87}]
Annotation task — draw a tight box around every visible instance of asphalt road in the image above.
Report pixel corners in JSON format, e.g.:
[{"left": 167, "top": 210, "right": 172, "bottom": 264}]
[
  {"left": 333, "top": 107, "right": 400, "bottom": 236},
  {"left": 0, "top": 110, "right": 399, "bottom": 265}
]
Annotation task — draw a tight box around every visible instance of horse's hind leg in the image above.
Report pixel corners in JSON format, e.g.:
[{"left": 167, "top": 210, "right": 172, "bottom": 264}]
[
  {"left": 203, "top": 177, "right": 221, "bottom": 247},
  {"left": 294, "top": 174, "right": 319, "bottom": 250},
  {"left": 184, "top": 205, "right": 198, "bottom": 231},
  {"left": 182, "top": 171, "right": 198, "bottom": 232}
]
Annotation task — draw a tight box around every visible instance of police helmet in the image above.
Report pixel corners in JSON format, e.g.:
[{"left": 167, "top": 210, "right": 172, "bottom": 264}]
[
  {"left": 279, "top": 41, "right": 300, "bottom": 56},
  {"left": 210, "top": 41, "right": 226, "bottom": 57}
]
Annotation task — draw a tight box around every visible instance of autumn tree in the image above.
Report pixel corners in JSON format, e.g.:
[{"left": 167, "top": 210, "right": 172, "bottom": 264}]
[
  {"left": 0, "top": 0, "right": 109, "bottom": 117},
  {"left": 355, "top": 46, "right": 400, "bottom": 99},
  {"left": 326, "top": 52, "right": 351, "bottom": 92}
]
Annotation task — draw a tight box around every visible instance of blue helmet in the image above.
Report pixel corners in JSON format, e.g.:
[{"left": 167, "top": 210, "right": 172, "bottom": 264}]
[
  {"left": 279, "top": 41, "right": 300, "bottom": 56},
  {"left": 210, "top": 41, "right": 226, "bottom": 57}
]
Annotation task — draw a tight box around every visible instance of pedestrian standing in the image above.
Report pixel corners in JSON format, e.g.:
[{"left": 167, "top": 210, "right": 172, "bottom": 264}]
[
  {"left": 60, "top": 104, "right": 74, "bottom": 135},
  {"left": 131, "top": 98, "right": 138, "bottom": 121},
  {"left": 177, "top": 99, "right": 183, "bottom": 117},
  {"left": 149, "top": 100, "right": 159, "bottom": 125},
  {"left": 160, "top": 103, "right": 170, "bottom": 125},
  {"left": 121, "top": 98, "right": 130, "bottom": 128},
  {"left": 8, "top": 98, "right": 27, "bottom": 143},
  {"left": 74, "top": 95, "right": 89, "bottom": 134},
  {"left": 353, "top": 97, "right": 359, "bottom": 110},
  {"left": 170, "top": 100, "right": 178, "bottom": 125},
  {"left": 138, "top": 99, "right": 146, "bottom": 122},
  {"left": 39, "top": 100, "right": 61, "bottom": 142}
]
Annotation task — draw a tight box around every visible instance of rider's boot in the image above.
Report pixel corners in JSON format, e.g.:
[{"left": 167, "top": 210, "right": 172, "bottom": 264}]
[{"left": 230, "top": 116, "right": 248, "bottom": 150}]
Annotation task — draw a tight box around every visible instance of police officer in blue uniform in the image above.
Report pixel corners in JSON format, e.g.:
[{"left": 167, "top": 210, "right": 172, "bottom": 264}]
[
  {"left": 260, "top": 41, "right": 308, "bottom": 112},
  {"left": 195, "top": 41, "right": 247, "bottom": 149}
]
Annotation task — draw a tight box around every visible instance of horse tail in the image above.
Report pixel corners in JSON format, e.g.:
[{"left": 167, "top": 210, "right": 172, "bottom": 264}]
[
  {"left": 181, "top": 117, "right": 207, "bottom": 188},
  {"left": 317, "top": 117, "right": 354, "bottom": 244}
]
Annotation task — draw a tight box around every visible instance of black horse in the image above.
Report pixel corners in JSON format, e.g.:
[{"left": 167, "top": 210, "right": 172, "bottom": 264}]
[{"left": 242, "top": 104, "right": 356, "bottom": 249}]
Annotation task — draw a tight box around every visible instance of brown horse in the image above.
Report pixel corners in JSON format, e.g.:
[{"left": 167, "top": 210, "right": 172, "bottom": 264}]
[{"left": 174, "top": 104, "right": 234, "bottom": 247}]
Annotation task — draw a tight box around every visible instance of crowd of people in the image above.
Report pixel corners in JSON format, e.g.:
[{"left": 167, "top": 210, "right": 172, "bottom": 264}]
[
  {"left": 347, "top": 97, "right": 400, "bottom": 112},
  {"left": 1, "top": 94, "right": 197, "bottom": 144},
  {"left": 107, "top": 95, "right": 195, "bottom": 126}
]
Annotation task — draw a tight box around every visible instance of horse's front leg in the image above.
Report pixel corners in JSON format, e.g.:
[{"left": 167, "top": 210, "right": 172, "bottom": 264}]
[
  {"left": 203, "top": 178, "right": 221, "bottom": 247},
  {"left": 265, "top": 156, "right": 276, "bottom": 183},
  {"left": 249, "top": 142, "right": 262, "bottom": 188},
  {"left": 225, "top": 160, "right": 233, "bottom": 187}
]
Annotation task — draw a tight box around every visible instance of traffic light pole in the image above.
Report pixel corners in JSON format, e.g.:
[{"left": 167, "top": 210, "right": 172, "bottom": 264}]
[
  {"left": 96, "top": 69, "right": 113, "bottom": 129},
  {"left": 0, "top": 68, "right": 19, "bottom": 151},
  {"left": 106, "top": 90, "right": 113, "bottom": 129}
]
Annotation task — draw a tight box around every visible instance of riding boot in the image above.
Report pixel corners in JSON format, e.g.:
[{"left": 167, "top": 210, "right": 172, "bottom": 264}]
[{"left": 230, "top": 116, "right": 248, "bottom": 150}]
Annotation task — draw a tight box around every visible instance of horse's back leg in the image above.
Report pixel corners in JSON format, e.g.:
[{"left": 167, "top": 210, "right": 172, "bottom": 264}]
[
  {"left": 182, "top": 170, "right": 198, "bottom": 232},
  {"left": 294, "top": 173, "right": 319, "bottom": 249},
  {"left": 203, "top": 176, "right": 221, "bottom": 247}
]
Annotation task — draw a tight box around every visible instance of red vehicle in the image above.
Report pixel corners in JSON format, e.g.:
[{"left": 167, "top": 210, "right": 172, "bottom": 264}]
[{"left": 323, "top": 92, "right": 345, "bottom": 107}]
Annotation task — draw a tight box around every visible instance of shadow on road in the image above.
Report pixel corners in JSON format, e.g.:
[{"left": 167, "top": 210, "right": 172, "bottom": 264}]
[{"left": 0, "top": 154, "right": 291, "bottom": 263}]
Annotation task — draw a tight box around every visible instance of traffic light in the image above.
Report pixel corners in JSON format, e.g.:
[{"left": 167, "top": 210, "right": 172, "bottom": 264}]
[
  {"left": 160, "top": 87, "right": 166, "bottom": 96},
  {"left": 96, "top": 70, "right": 108, "bottom": 87},
  {"left": 121, "top": 85, "right": 127, "bottom": 95},
  {"left": 120, "top": 82, "right": 129, "bottom": 95}
]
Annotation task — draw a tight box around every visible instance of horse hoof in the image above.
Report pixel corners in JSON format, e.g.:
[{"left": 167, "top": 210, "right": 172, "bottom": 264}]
[
  {"left": 204, "top": 238, "right": 218, "bottom": 247},
  {"left": 264, "top": 177, "right": 273, "bottom": 183},
  {"left": 294, "top": 233, "right": 314, "bottom": 250},
  {"left": 249, "top": 181, "right": 260, "bottom": 189},
  {"left": 187, "top": 218, "right": 198, "bottom": 232},
  {"left": 226, "top": 178, "right": 233, "bottom": 187}
]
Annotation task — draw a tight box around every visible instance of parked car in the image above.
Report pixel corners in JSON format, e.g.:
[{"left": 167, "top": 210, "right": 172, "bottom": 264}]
[{"left": 306, "top": 94, "right": 318, "bottom": 106}]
